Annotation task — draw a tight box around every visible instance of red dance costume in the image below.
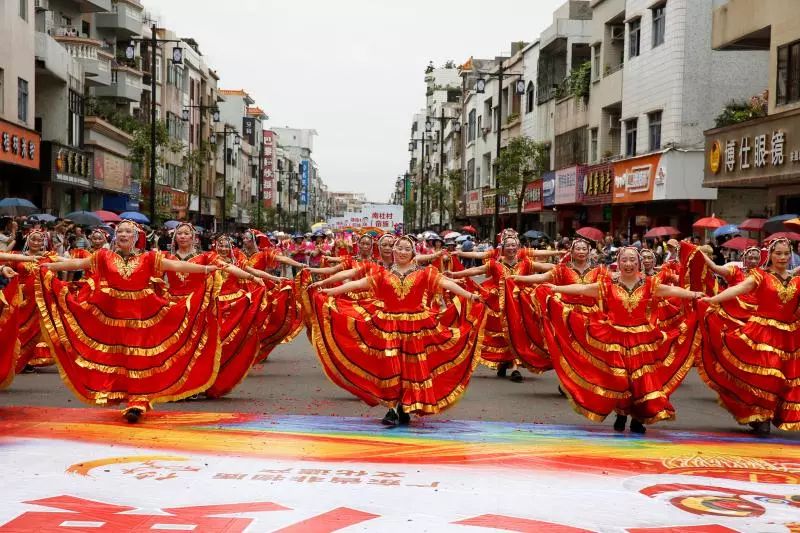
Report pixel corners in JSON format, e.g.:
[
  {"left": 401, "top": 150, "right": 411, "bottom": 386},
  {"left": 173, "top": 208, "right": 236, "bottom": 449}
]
[
  {"left": 308, "top": 265, "right": 486, "bottom": 415},
  {"left": 12, "top": 254, "right": 57, "bottom": 371},
  {"left": 0, "top": 276, "right": 21, "bottom": 390},
  {"left": 202, "top": 252, "right": 267, "bottom": 398},
  {"left": 34, "top": 249, "right": 219, "bottom": 413},
  {"left": 539, "top": 275, "right": 698, "bottom": 424},
  {"left": 246, "top": 249, "right": 303, "bottom": 363},
  {"left": 699, "top": 268, "right": 800, "bottom": 430}
]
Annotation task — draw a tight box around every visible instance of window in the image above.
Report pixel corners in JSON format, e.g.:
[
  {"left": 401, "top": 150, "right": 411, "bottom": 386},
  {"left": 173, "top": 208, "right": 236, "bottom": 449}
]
[
  {"left": 68, "top": 90, "right": 83, "bottom": 146},
  {"left": 467, "top": 158, "right": 475, "bottom": 190},
  {"left": 652, "top": 4, "right": 666, "bottom": 48},
  {"left": 590, "top": 128, "right": 598, "bottom": 163},
  {"left": 526, "top": 81, "right": 535, "bottom": 113},
  {"left": 18, "top": 0, "right": 27, "bottom": 21},
  {"left": 777, "top": 40, "right": 800, "bottom": 106},
  {"left": 17, "top": 78, "right": 28, "bottom": 123},
  {"left": 592, "top": 45, "right": 601, "bottom": 81},
  {"left": 467, "top": 109, "right": 476, "bottom": 141},
  {"left": 648, "top": 111, "right": 662, "bottom": 151},
  {"left": 477, "top": 115, "right": 482, "bottom": 135},
  {"left": 628, "top": 18, "right": 641, "bottom": 58},
  {"left": 625, "top": 118, "right": 638, "bottom": 156}
]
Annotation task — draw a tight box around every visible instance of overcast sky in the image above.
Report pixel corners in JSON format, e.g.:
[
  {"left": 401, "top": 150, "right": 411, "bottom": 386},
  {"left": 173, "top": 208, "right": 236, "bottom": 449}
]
[{"left": 148, "top": 0, "right": 566, "bottom": 203}]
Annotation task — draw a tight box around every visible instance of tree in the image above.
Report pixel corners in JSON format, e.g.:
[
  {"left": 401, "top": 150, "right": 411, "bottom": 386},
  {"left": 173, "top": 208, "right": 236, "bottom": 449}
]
[{"left": 496, "top": 137, "right": 550, "bottom": 233}]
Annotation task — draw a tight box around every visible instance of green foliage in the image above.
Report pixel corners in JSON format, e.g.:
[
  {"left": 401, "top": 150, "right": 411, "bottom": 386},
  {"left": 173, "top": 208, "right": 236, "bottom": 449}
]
[
  {"left": 496, "top": 137, "right": 550, "bottom": 232},
  {"left": 565, "top": 61, "right": 591, "bottom": 100},
  {"left": 714, "top": 93, "right": 768, "bottom": 128},
  {"left": 506, "top": 112, "right": 520, "bottom": 125},
  {"left": 85, "top": 97, "right": 142, "bottom": 134}
]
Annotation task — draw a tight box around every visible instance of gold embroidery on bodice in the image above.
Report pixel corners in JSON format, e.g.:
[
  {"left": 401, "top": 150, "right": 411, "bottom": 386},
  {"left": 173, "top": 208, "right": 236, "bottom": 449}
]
[
  {"left": 769, "top": 272, "right": 798, "bottom": 304},
  {"left": 613, "top": 279, "right": 644, "bottom": 314},
  {"left": 112, "top": 253, "right": 141, "bottom": 279},
  {"left": 387, "top": 267, "right": 420, "bottom": 299}
]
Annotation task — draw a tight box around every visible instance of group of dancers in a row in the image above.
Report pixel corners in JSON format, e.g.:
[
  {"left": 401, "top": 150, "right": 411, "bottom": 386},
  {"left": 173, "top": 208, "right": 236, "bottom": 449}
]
[{"left": 0, "top": 221, "right": 798, "bottom": 437}]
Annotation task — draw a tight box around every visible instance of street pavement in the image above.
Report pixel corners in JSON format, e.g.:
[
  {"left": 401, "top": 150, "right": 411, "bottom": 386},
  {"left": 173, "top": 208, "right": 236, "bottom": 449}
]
[{"left": 2, "top": 331, "right": 797, "bottom": 440}]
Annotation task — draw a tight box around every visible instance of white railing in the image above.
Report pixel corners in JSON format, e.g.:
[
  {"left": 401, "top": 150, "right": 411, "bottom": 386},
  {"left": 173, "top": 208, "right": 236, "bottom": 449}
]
[{"left": 63, "top": 42, "right": 99, "bottom": 60}]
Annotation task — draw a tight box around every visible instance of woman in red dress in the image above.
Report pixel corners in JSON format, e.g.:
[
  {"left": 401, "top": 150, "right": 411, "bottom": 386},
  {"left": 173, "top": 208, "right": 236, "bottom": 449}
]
[
  {"left": 0, "top": 259, "right": 26, "bottom": 389},
  {"left": 308, "top": 235, "right": 486, "bottom": 426},
  {"left": 447, "top": 236, "right": 553, "bottom": 382},
  {"left": 239, "top": 231, "right": 305, "bottom": 363},
  {"left": 531, "top": 247, "right": 702, "bottom": 434},
  {"left": 8, "top": 230, "right": 60, "bottom": 373},
  {"left": 699, "top": 238, "right": 800, "bottom": 435},
  {"left": 37, "top": 220, "right": 221, "bottom": 422}
]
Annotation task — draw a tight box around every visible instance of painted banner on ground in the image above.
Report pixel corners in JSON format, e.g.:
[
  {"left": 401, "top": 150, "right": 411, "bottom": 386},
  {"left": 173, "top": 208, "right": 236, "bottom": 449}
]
[{"left": 1, "top": 407, "right": 799, "bottom": 532}]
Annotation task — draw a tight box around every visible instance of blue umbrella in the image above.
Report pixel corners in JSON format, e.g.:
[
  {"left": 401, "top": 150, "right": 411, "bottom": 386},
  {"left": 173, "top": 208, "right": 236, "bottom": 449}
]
[
  {"left": 30, "top": 213, "right": 57, "bottom": 222},
  {"left": 763, "top": 214, "right": 798, "bottom": 235},
  {"left": 523, "top": 229, "right": 550, "bottom": 240},
  {"left": 455, "top": 235, "right": 470, "bottom": 243},
  {"left": 0, "top": 198, "right": 38, "bottom": 215},
  {"left": 712, "top": 224, "right": 740, "bottom": 238},
  {"left": 163, "top": 220, "right": 181, "bottom": 230},
  {"left": 119, "top": 212, "right": 150, "bottom": 224},
  {"left": 65, "top": 211, "right": 103, "bottom": 226}
]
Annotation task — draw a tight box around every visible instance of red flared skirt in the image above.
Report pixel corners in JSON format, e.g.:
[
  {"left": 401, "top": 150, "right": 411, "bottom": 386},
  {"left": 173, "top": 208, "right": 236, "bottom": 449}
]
[
  {"left": 0, "top": 277, "right": 21, "bottom": 390},
  {"left": 504, "top": 279, "right": 551, "bottom": 373},
  {"left": 255, "top": 280, "right": 303, "bottom": 364},
  {"left": 307, "top": 292, "right": 486, "bottom": 415},
  {"left": 34, "top": 270, "right": 220, "bottom": 410},
  {"left": 698, "top": 303, "right": 800, "bottom": 430},
  {"left": 538, "top": 287, "right": 698, "bottom": 424}
]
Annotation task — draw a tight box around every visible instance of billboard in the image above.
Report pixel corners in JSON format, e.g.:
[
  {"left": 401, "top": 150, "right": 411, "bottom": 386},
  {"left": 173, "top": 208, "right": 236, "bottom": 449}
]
[
  {"left": 333, "top": 204, "right": 404, "bottom": 233},
  {"left": 523, "top": 180, "right": 543, "bottom": 213},
  {"left": 299, "top": 160, "right": 309, "bottom": 205},
  {"left": 542, "top": 171, "right": 556, "bottom": 207}
]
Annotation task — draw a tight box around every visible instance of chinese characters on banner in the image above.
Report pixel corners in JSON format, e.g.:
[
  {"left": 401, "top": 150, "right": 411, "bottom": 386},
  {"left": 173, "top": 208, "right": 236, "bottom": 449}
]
[
  {"left": 0, "top": 118, "right": 40, "bottom": 170},
  {"left": 332, "top": 204, "right": 404, "bottom": 232}
]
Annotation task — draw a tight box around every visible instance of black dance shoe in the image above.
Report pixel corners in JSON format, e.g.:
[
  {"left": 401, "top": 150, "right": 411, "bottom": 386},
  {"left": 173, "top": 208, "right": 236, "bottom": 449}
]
[
  {"left": 630, "top": 419, "right": 646, "bottom": 434},
  {"left": 381, "top": 409, "right": 399, "bottom": 426},
  {"left": 753, "top": 421, "right": 771, "bottom": 437},
  {"left": 397, "top": 406, "right": 411, "bottom": 425},
  {"left": 124, "top": 408, "right": 143, "bottom": 424},
  {"left": 496, "top": 362, "right": 509, "bottom": 378},
  {"left": 509, "top": 370, "right": 523, "bottom": 383},
  {"left": 22, "top": 365, "right": 36, "bottom": 374},
  {"left": 557, "top": 385, "right": 566, "bottom": 397},
  {"left": 613, "top": 415, "right": 628, "bottom": 432}
]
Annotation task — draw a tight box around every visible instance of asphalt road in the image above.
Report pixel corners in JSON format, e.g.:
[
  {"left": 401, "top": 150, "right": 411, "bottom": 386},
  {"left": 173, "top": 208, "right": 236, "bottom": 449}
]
[{"left": 2, "top": 330, "right": 797, "bottom": 440}]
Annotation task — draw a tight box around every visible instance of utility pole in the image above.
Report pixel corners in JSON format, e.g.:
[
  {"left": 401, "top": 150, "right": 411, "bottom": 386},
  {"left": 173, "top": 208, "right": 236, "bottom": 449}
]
[
  {"left": 257, "top": 133, "right": 264, "bottom": 230},
  {"left": 149, "top": 23, "right": 157, "bottom": 224},
  {"left": 493, "top": 63, "right": 504, "bottom": 239},
  {"left": 197, "top": 103, "right": 204, "bottom": 225}
]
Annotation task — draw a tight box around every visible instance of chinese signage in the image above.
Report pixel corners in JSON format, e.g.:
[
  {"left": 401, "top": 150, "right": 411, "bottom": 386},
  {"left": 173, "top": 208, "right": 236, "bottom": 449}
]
[
  {"left": 299, "top": 160, "right": 309, "bottom": 205},
  {"left": 612, "top": 152, "right": 661, "bottom": 204},
  {"left": 542, "top": 171, "right": 555, "bottom": 207},
  {"left": 482, "top": 191, "right": 495, "bottom": 215},
  {"left": 334, "top": 205, "right": 403, "bottom": 231},
  {"left": 242, "top": 117, "right": 256, "bottom": 146},
  {"left": 0, "top": 119, "right": 39, "bottom": 170},
  {"left": 93, "top": 151, "right": 132, "bottom": 193},
  {"left": 704, "top": 108, "right": 800, "bottom": 187},
  {"left": 523, "top": 180, "right": 542, "bottom": 212},
  {"left": 466, "top": 189, "right": 482, "bottom": 216},
  {"left": 555, "top": 165, "right": 585, "bottom": 205},
  {"left": 262, "top": 132, "right": 275, "bottom": 208},
  {"left": 579, "top": 163, "right": 613, "bottom": 206},
  {"left": 43, "top": 142, "right": 93, "bottom": 189}
]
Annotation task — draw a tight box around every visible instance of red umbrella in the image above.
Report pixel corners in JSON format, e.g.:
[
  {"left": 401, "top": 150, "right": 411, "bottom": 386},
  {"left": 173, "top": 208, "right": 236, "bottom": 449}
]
[
  {"left": 782, "top": 217, "right": 800, "bottom": 232},
  {"left": 721, "top": 236, "right": 758, "bottom": 251},
  {"left": 737, "top": 218, "right": 767, "bottom": 232},
  {"left": 461, "top": 225, "right": 477, "bottom": 234},
  {"left": 693, "top": 215, "right": 727, "bottom": 230},
  {"left": 763, "top": 232, "right": 800, "bottom": 243},
  {"left": 643, "top": 226, "right": 680, "bottom": 238},
  {"left": 94, "top": 210, "right": 122, "bottom": 223},
  {"left": 576, "top": 227, "right": 604, "bottom": 242}
]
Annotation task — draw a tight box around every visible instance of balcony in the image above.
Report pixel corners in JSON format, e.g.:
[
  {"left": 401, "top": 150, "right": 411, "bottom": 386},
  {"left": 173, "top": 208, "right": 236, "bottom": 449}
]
[
  {"left": 96, "top": 2, "right": 144, "bottom": 37},
  {"left": 72, "top": 0, "right": 113, "bottom": 12},
  {"left": 53, "top": 33, "right": 112, "bottom": 86},
  {"left": 555, "top": 95, "right": 589, "bottom": 136},
  {"left": 94, "top": 65, "right": 142, "bottom": 101},
  {"left": 35, "top": 32, "right": 71, "bottom": 83}
]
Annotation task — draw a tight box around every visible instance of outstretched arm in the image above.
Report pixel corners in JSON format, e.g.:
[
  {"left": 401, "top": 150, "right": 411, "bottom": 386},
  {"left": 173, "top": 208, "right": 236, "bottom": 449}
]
[
  {"left": 218, "top": 262, "right": 265, "bottom": 285},
  {"left": 446, "top": 264, "right": 488, "bottom": 279},
  {"left": 244, "top": 266, "right": 289, "bottom": 283},
  {"left": 439, "top": 277, "right": 482, "bottom": 302},
  {"left": 546, "top": 282, "right": 599, "bottom": 298},
  {"left": 43, "top": 257, "right": 91, "bottom": 272},
  {"left": 416, "top": 251, "right": 444, "bottom": 265},
  {"left": 321, "top": 277, "right": 370, "bottom": 296},
  {"left": 162, "top": 258, "right": 219, "bottom": 275},
  {"left": 1, "top": 266, "right": 16, "bottom": 278},
  {"left": 702, "top": 253, "right": 734, "bottom": 278},
  {"left": 456, "top": 250, "right": 489, "bottom": 260},
  {"left": 526, "top": 249, "right": 565, "bottom": 258},
  {"left": 275, "top": 255, "right": 306, "bottom": 269},
  {"left": 308, "top": 268, "right": 360, "bottom": 289},
  {"left": 0, "top": 252, "right": 30, "bottom": 263},
  {"left": 510, "top": 271, "right": 554, "bottom": 285},
  {"left": 656, "top": 284, "right": 704, "bottom": 300},
  {"left": 702, "top": 277, "right": 757, "bottom": 304},
  {"left": 532, "top": 262, "right": 556, "bottom": 273},
  {"left": 307, "top": 264, "right": 344, "bottom": 276}
]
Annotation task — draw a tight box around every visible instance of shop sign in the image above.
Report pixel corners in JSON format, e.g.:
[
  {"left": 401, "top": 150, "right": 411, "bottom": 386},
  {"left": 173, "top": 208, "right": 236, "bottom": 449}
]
[
  {"left": 466, "top": 189, "right": 482, "bottom": 216},
  {"left": 482, "top": 191, "right": 495, "bottom": 215},
  {"left": 555, "top": 166, "right": 585, "bottom": 205},
  {"left": 523, "top": 180, "right": 542, "bottom": 212},
  {"left": 0, "top": 119, "right": 40, "bottom": 170},
  {"left": 704, "top": 107, "right": 800, "bottom": 186},
  {"left": 45, "top": 143, "right": 93, "bottom": 189},
  {"left": 612, "top": 153, "right": 661, "bottom": 204},
  {"left": 93, "top": 151, "right": 132, "bottom": 193},
  {"left": 580, "top": 163, "right": 613, "bottom": 206},
  {"left": 542, "top": 171, "right": 556, "bottom": 207}
]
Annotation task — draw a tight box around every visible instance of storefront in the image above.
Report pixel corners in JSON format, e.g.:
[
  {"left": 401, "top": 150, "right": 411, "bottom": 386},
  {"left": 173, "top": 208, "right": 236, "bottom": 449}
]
[
  {"left": 554, "top": 165, "right": 586, "bottom": 237},
  {"left": 85, "top": 117, "right": 133, "bottom": 213},
  {"left": 39, "top": 142, "right": 94, "bottom": 216},
  {"left": 579, "top": 162, "right": 614, "bottom": 232},
  {"left": 541, "top": 171, "right": 556, "bottom": 238},
  {"left": 0, "top": 118, "right": 41, "bottom": 199},
  {"left": 705, "top": 107, "right": 800, "bottom": 217},
  {"left": 521, "top": 179, "right": 543, "bottom": 231}
]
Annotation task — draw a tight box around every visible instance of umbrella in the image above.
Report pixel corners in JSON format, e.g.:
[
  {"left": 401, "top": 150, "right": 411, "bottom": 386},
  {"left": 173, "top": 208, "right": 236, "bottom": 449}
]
[
  {"left": 93, "top": 210, "right": 122, "bottom": 223},
  {"left": 692, "top": 215, "right": 727, "bottom": 230},
  {"left": 455, "top": 235, "right": 470, "bottom": 243},
  {"left": 737, "top": 218, "right": 767, "bottom": 232},
  {"left": 0, "top": 198, "right": 38, "bottom": 216},
  {"left": 782, "top": 217, "right": 800, "bottom": 231},
  {"left": 712, "top": 224, "right": 740, "bottom": 239},
  {"left": 119, "top": 211, "right": 150, "bottom": 224},
  {"left": 643, "top": 226, "right": 680, "bottom": 238},
  {"left": 30, "top": 213, "right": 57, "bottom": 222},
  {"left": 360, "top": 226, "right": 384, "bottom": 238},
  {"left": 163, "top": 220, "right": 181, "bottom": 230},
  {"left": 310, "top": 222, "right": 329, "bottom": 232},
  {"left": 576, "top": 227, "right": 604, "bottom": 242},
  {"left": 523, "top": 229, "right": 549, "bottom": 240},
  {"left": 65, "top": 211, "right": 103, "bottom": 226},
  {"left": 763, "top": 214, "right": 798, "bottom": 235},
  {"left": 721, "top": 236, "right": 758, "bottom": 251},
  {"left": 422, "top": 231, "right": 438, "bottom": 240},
  {"left": 461, "top": 225, "right": 477, "bottom": 234},
  {"left": 764, "top": 232, "right": 800, "bottom": 243},
  {"left": 443, "top": 231, "right": 461, "bottom": 240}
]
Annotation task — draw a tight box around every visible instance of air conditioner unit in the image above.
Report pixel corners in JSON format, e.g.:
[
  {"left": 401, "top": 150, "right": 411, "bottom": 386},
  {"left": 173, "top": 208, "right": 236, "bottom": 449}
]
[
  {"left": 35, "top": 0, "right": 49, "bottom": 12},
  {"left": 611, "top": 26, "right": 625, "bottom": 41}
]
